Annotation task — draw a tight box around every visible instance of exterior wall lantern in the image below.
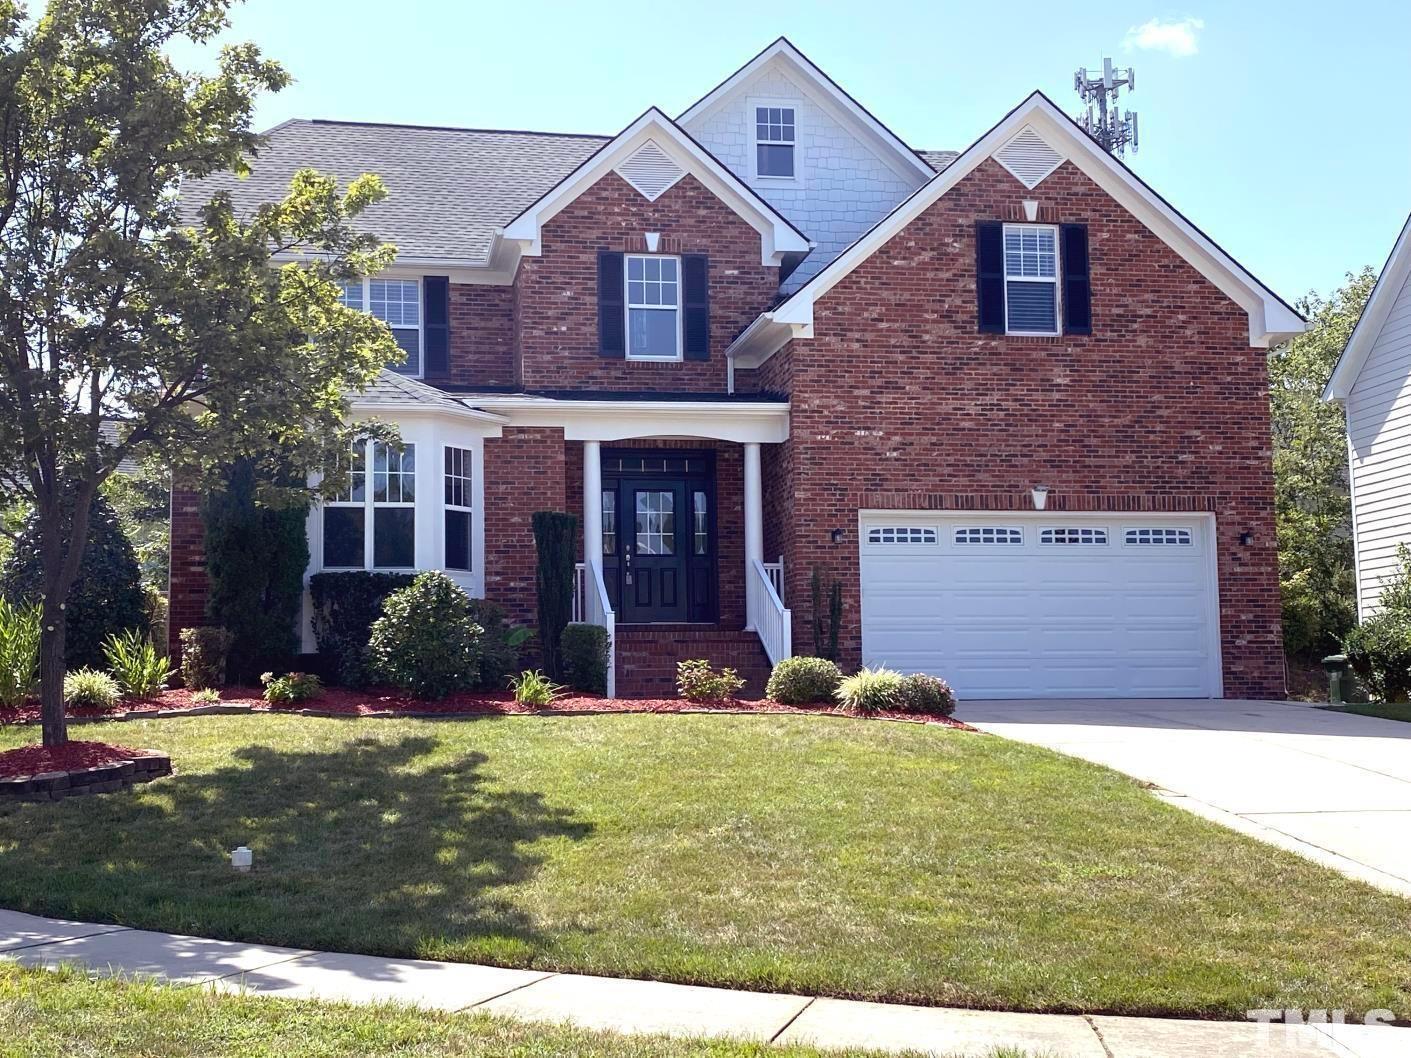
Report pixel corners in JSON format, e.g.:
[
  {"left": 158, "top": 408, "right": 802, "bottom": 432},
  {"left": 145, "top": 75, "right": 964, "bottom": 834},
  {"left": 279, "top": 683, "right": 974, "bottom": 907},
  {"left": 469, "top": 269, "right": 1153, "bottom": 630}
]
[{"left": 1030, "top": 485, "right": 1050, "bottom": 511}]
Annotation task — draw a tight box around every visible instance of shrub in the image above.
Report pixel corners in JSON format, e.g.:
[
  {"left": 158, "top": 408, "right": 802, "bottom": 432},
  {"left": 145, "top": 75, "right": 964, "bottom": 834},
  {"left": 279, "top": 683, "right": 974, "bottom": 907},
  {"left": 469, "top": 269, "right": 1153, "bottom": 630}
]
[
  {"left": 468, "top": 599, "right": 534, "bottom": 692},
  {"left": 142, "top": 586, "right": 169, "bottom": 658},
  {"left": 676, "top": 659, "right": 745, "bottom": 702},
  {"left": 810, "top": 566, "right": 843, "bottom": 662},
  {"left": 179, "top": 627, "right": 234, "bottom": 691},
  {"left": 1345, "top": 611, "right": 1411, "bottom": 704},
  {"left": 367, "top": 572, "right": 482, "bottom": 699},
  {"left": 63, "top": 668, "right": 121, "bottom": 710},
  {"left": 766, "top": 656, "right": 842, "bottom": 704},
  {"left": 896, "top": 672, "right": 957, "bottom": 716},
  {"left": 102, "top": 629, "right": 175, "bottom": 699},
  {"left": 308, "top": 571, "right": 416, "bottom": 686},
  {"left": 509, "top": 669, "right": 563, "bottom": 706},
  {"left": 203, "top": 460, "right": 309, "bottom": 684},
  {"left": 0, "top": 492, "right": 146, "bottom": 669},
  {"left": 532, "top": 512, "right": 578, "bottom": 681},
  {"left": 836, "top": 666, "right": 905, "bottom": 715},
  {"left": 560, "top": 623, "right": 610, "bottom": 695},
  {"left": 261, "top": 670, "right": 322, "bottom": 704},
  {"left": 190, "top": 688, "right": 221, "bottom": 706},
  {"left": 0, "top": 598, "right": 40, "bottom": 709}
]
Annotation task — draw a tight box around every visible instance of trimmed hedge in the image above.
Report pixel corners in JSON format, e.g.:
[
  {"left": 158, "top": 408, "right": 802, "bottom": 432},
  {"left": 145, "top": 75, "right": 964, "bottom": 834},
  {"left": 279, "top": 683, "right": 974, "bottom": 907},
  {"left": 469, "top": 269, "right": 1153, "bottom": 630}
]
[
  {"left": 309, "top": 572, "right": 415, "bottom": 686},
  {"left": 368, "top": 572, "right": 483, "bottom": 699},
  {"left": 179, "top": 627, "right": 233, "bottom": 690},
  {"left": 561, "top": 623, "right": 610, "bottom": 695},
  {"left": 532, "top": 511, "right": 577, "bottom": 680},
  {"left": 896, "top": 673, "right": 957, "bottom": 716},
  {"left": 766, "top": 656, "right": 842, "bottom": 704}
]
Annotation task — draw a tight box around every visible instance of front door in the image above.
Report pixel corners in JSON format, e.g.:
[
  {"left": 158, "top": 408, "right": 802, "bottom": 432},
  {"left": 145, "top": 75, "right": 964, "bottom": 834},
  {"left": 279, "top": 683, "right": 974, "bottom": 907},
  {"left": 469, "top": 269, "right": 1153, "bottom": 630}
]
[{"left": 601, "top": 451, "right": 716, "bottom": 624}]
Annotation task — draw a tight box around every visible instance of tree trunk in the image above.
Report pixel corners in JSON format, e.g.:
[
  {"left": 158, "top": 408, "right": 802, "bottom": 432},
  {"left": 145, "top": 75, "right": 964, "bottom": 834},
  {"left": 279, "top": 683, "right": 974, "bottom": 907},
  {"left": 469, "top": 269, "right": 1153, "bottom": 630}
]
[{"left": 38, "top": 601, "right": 68, "bottom": 747}]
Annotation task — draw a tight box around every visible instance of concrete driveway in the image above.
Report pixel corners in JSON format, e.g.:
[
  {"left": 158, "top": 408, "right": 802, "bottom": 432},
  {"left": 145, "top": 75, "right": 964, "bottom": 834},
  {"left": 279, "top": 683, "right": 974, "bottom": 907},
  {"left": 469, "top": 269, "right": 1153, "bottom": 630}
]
[{"left": 960, "top": 698, "right": 1411, "bottom": 895}]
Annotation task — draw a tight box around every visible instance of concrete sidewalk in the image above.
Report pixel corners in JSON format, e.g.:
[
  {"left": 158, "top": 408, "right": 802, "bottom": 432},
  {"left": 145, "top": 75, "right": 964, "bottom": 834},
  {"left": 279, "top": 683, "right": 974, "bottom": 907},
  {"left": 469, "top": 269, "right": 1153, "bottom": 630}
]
[
  {"left": 2, "top": 909, "right": 1403, "bottom": 1057},
  {"left": 960, "top": 698, "right": 1411, "bottom": 896}
]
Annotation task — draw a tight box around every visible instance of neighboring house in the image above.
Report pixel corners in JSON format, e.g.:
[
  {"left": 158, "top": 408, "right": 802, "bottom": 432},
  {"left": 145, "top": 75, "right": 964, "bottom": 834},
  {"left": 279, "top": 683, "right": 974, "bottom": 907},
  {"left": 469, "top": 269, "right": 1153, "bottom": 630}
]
[
  {"left": 1324, "top": 211, "right": 1411, "bottom": 618},
  {"left": 170, "top": 38, "right": 1303, "bottom": 700}
]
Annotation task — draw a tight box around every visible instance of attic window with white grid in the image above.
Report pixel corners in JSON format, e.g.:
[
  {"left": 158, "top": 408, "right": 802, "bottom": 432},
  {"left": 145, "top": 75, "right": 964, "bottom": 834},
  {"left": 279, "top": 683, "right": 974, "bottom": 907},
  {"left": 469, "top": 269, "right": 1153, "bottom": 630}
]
[
  {"left": 755, "top": 106, "right": 796, "bottom": 179},
  {"left": 1002, "top": 224, "right": 1060, "bottom": 335}
]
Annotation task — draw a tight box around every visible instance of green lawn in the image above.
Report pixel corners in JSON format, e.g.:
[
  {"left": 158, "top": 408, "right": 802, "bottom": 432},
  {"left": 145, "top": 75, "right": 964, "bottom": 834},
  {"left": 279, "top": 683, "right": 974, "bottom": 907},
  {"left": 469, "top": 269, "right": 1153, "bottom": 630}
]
[
  {"left": 2, "top": 713, "right": 1410, "bottom": 1019},
  {"left": 1325, "top": 701, "right": 1411, "bottom": 723},
  {"left": 0, "top": 964, "right": 969, "bottom": 1058}
]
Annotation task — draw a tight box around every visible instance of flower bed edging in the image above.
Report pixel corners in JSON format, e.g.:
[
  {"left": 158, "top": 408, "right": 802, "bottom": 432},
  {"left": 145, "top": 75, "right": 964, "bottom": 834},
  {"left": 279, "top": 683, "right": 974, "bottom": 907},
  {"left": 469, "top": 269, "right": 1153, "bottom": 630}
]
[{"left": 0, "top": 752, "right": 172, "bottom": 802}]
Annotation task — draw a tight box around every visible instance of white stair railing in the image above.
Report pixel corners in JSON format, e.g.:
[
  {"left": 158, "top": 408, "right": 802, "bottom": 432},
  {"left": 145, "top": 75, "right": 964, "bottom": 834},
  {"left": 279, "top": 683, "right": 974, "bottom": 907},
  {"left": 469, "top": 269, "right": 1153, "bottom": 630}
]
[
  {"left": 763, "top": 556, "right": 784, "bottom": 604},
  {"left": 582, "top": 557, "right": 616, "bottom": 698},
  {"left": 748, "top": 558, "right": 792, "bottom": 667},
  {"left": 572, "top": 563, "right": 586, "bottom": 623}
]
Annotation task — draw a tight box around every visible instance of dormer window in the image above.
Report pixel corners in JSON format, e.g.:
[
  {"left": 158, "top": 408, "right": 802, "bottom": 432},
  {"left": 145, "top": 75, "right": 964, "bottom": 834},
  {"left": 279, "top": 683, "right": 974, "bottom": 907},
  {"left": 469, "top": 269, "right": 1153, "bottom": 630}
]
[{"left": 755, "top": 106, "right": 796, "bottom": 179}]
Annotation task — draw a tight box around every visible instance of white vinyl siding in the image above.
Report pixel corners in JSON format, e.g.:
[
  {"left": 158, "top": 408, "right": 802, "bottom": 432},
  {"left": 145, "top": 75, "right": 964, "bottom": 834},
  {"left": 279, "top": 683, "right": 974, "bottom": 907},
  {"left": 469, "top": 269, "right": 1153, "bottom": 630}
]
[{"left": 1347, "top": 269, "right": 1411, "bottom": 617}]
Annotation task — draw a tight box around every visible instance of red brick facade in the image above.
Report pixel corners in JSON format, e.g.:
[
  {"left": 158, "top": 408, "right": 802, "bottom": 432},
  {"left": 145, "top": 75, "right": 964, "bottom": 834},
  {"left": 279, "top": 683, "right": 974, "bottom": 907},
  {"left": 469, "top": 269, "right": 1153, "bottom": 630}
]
[
  {"left": 167, "top": 482, "right": 209, "bottom": 660},
  {"left": 438, "top": 283, "right": 516, "bottom": 388},
  {"left": 483, "top": 427, "right": 567, "bottom": 626},
  {"left": 749, "top": 158, "right": 1284, "bottom": 698}
]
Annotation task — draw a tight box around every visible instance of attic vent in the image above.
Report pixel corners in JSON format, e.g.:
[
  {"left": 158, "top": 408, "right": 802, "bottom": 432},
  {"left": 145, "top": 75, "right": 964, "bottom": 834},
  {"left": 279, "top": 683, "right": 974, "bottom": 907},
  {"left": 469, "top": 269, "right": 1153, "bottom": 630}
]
[
  {"left": 993, "top": 126, "right": 1064, "bottom": 189},
  {"left": 615, "top": 140, "right": 685, "bottom": 201}
]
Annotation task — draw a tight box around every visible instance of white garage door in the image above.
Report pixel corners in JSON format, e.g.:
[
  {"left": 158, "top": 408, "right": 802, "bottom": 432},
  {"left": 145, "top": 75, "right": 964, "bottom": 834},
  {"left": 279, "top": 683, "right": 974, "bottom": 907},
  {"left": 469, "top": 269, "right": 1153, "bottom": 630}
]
[{"left": 859, "top": 513, "right": 1221, "bottom": 699}]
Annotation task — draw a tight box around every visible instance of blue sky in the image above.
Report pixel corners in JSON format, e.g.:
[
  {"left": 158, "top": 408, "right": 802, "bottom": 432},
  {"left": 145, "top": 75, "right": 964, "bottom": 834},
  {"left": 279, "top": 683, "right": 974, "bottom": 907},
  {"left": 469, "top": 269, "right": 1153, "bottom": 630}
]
[{"left": 172, "top": 0, "right": 1411, "bottom": 303}]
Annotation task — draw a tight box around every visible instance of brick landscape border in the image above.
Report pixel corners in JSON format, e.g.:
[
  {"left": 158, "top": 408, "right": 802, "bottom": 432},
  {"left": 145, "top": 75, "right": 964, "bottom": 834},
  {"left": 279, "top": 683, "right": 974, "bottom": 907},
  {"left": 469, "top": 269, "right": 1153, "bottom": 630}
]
[{"left": 0, "top": 752, "right": 172, "bottom": 802}]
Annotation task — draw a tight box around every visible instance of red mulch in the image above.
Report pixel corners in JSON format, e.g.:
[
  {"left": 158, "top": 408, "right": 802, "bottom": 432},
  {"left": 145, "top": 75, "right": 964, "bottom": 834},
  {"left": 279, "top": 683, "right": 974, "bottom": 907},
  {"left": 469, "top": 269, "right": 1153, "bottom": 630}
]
[
  {"left": 0, "top": 687, "right": 972, "bottom": 730},
  {"left": 0, "top": 740, "right": 160, "bottom": 779}
]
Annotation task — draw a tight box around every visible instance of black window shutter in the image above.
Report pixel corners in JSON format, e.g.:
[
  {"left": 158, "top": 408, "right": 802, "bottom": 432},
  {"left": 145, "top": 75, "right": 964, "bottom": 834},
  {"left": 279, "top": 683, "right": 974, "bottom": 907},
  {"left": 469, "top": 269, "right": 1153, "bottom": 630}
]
[
  {"left": 975, "top": 221, "right": 1005, "bottom": 333},
  {"left": 598, "top": 251, "right": 626, "bottom": 357},
  {"left": 423, "top": 276, "right": 450, "bottom": 375},
  {"left": 1061, "top": 224, "right": 1092, "bottom": 335},
  {"left": 682, "top": 254, "right": 709, "bottom": 361}
]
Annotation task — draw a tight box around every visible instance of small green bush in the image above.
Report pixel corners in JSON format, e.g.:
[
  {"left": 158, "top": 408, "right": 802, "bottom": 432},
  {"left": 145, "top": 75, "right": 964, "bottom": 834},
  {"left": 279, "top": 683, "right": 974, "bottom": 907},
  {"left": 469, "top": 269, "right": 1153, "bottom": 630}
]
[
  {"left": 896, "top": 672, "right": 957, "bottom": 716},
  {"left": 63, "top": 668, "right": 121, "bottom": 710},
  {"left": 260, "top": 670, "right": 322, "bottom": 704},
  {"left": 1345, "top": 612, "right": 1411, "bottom": 704},
  {"left": 560, "top": 623, "right": 610, "bottom": 695},
  {"left": 509, "top": 669, "right": 563, "bottom": 706},
  {"left": 190, "top": 688, "right": 221, "bottom": 706},
  {"left": 179, "top": 627, "right": 234, "bottom": 691},
  {"left": 0, "top": 597, "right": 40, "bottom": 709},
  {"left": 766, "top": 656, "right": 842, "bottom": 704},
  {"left": 103, "top": 629, "right": 174, "bottom": 700},
  {"left": 308, "top": 571, "right": 417, "bottom": 686},
  {"left": 468, "top": 599, "right": 533, "bottom": 691},
  {"left": 836, "top": 666, "right": 904, "bottom": 715},
  {"left": 676, "top": 659, "right": 745, "bottom": 703},
  {"left": 367, "top": 572, "right": 482, "bottom": 699}
]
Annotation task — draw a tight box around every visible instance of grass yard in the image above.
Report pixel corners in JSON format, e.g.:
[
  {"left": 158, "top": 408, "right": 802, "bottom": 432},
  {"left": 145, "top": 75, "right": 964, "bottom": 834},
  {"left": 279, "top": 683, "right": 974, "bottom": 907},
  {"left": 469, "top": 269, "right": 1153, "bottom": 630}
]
[
  {"left": 2, "top": 713, "right": 1410, "bottom": 1019},
  {"left": 0, "top": 964, "right": 971, "bottom": 1058},
  {"left": 1326, "top": 702, "right": 1411, "bottom": 723}
]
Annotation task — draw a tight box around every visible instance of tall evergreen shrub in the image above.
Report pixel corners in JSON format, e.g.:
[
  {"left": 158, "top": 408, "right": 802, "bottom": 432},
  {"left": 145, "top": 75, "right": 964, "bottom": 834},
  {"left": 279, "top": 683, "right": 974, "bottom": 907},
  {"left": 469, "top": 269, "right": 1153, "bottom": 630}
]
[{"left": 532, "top": 511, "right": 577, "bottom": 680}]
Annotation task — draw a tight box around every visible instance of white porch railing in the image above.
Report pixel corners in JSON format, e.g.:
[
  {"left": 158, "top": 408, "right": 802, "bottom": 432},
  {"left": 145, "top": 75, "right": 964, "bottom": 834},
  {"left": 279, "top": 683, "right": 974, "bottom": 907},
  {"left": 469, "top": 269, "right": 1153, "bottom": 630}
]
[
  {"left": 582, "top": 557, "right": 616, "bottom": 698},
  {"left": 573, "top": 562, "right": 586, "bottom": 623},
  {"left": 749, "top": 558, "right": 792, "bottom": 667},
  {"left": 763, "top": 557, "right": 784, "bottom": 604}
]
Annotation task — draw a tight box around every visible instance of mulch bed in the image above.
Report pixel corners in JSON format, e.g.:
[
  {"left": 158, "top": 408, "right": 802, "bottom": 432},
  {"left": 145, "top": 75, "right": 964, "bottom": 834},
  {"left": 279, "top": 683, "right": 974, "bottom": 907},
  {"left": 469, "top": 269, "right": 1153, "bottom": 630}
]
[
  {"left": 0, "top": 687, "right": 972, "bottom": 730},
  {"left": 0, "top": 740, "right": 172, "bottom": 801}
]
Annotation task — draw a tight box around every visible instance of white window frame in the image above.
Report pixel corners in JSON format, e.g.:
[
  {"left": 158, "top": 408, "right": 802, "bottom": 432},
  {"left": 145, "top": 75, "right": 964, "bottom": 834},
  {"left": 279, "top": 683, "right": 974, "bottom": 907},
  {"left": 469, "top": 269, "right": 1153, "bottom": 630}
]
[
  {"left": 750, "top": 99, "right": 798, "bottom": 182},
  {"left": 1002, "top": 223, "right": 1061, "bottom": 337},
  {"left": 443, "top": 445, "right": 474, "bottom": 572},
  {"left": 624, "top": 254, "right": 683, "bottom": 362},
  {"left": 321, "top": 440, "right": 418, "bottom": 571},
  {"left": 340, "top": 277, "right": 424, "bottom": 378}
]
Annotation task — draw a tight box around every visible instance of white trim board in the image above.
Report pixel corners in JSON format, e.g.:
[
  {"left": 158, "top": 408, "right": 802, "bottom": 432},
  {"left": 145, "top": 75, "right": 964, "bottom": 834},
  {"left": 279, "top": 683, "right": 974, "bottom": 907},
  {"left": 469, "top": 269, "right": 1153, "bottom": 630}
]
[
  {"left": 1324, "top": 210, "right": 1411, "bottom": 402},
  {"left": 727, "top": 92, "right": 1305, "bottom": 366}
]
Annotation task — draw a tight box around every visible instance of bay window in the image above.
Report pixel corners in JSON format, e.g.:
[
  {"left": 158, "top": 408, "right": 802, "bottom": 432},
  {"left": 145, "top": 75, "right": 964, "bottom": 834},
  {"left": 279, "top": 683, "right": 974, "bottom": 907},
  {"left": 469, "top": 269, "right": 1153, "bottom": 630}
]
[
  {"left": 321, "top": 441, "right": 416, "bottom": 570},
  {"left": 444, "top": 446, "right": 473, "bottom": 571}
]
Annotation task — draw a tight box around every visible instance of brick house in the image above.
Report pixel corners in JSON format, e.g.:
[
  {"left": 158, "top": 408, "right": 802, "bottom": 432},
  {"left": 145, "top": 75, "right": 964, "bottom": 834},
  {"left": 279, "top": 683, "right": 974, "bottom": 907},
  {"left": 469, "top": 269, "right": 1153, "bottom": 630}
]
[{"left": 172, "top": 38, "right": 1304, "bottom": 700}]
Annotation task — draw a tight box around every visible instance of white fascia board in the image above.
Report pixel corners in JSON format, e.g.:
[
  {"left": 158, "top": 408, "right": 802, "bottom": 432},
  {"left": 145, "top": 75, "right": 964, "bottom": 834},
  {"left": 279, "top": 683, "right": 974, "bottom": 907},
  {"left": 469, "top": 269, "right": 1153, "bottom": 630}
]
[
  {"left": 1324, "top": 211, "right": 1411, "bottom": 402},
  {"left": 271, "top": 250, "right": 507, "bottom": 286},
  {"left": 470, "top": 396, "right": 789, "bottom": 444},
  {"left": 766, "top": 93, "right": 1305, "bottom": 356},
  {"left": 500, "top": 108, "right": 809, "bottom": 267},
  {"left": 678, "top": 38, "right": 934, "bottom": 185},
  {"left": 348, "top": 401, "right": 509, "bottom": 431}
]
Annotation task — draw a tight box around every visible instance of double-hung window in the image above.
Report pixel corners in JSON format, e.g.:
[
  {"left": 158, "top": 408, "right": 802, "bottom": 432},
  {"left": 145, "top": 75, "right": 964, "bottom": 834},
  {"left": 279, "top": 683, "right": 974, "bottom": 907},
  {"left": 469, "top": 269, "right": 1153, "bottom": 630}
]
[
  {"left": 755, "top": 106, "right": 796, "bottom": 178},
  {"left": 444, "top": 446, "right": 473, "bottom": 572},
  {"left": 625, "top": 255, "right": 681, "bottom": 360},
  {"left": 1002, "top": 224, "right": 1060, "bottom": 335},
  {"left": 322, "top": 441, "right": 417, "bottom": 570},
  {"left": 340, "top": 278, "right": 423, "bottom": 376}
]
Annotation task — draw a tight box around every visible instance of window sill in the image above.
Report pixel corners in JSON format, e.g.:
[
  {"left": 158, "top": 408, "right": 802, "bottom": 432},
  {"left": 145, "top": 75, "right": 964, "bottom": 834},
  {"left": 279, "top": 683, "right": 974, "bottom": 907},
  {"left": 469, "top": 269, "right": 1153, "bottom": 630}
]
[{"left": 625, "top": 355, "right": 684, "bottom": 364}]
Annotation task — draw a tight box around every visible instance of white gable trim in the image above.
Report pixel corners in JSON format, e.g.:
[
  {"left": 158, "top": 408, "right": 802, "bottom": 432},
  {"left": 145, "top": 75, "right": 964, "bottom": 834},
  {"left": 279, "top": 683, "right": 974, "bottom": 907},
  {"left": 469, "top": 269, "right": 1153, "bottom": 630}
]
[
  {"left": 678, "top": 37, "right": 934, "bottom": 185},
  {"left": 729, "top": 92, "right": 1304, "bottom": 365},
  {"left": 1324, "top": 211, "right": 1411, "bottom": 402},
  {"left": 500, "top": 108, "right": 810, "bottom": 267}
]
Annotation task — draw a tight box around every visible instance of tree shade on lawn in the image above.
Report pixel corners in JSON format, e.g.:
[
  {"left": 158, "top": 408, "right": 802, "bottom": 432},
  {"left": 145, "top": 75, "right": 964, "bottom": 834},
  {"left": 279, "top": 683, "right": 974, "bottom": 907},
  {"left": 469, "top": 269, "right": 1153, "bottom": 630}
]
[{"left": 2, "top": 714, "right": 1410, "bottom": 1019}]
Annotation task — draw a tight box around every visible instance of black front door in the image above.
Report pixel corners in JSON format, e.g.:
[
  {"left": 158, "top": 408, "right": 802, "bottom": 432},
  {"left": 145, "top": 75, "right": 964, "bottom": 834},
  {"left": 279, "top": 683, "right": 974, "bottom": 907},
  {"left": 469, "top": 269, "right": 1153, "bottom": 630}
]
[{"left": 601, "top": 451, "right": 716, "bottom": 624}]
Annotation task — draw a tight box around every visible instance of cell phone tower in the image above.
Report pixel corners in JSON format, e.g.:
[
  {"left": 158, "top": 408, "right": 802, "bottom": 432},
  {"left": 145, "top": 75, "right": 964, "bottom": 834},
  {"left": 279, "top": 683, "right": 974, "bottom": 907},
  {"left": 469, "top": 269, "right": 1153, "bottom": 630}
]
[{"left": 1074, "top": 58, "right": 1138, "bottom": 156}]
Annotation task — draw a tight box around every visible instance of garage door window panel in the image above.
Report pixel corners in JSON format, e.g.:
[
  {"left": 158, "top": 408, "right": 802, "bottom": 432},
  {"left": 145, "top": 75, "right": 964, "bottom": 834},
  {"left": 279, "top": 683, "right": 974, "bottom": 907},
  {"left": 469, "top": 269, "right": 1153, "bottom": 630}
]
[
  {"left": 1124, "top": 527, "right": 1193, "bottom": 546},
  {"left": 1040, "top": 527, "right": 1109, "bottom": 545},
  {"left": 954, "top": 527, "right": 1024, "bottom": 545}
]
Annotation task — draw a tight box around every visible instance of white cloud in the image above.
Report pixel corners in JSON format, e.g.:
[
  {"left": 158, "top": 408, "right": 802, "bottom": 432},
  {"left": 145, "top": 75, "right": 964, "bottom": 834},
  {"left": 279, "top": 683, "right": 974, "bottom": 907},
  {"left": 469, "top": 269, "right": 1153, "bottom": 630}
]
[{"left": 1124, "top": 17, "right": 1205, "bottom": 58}]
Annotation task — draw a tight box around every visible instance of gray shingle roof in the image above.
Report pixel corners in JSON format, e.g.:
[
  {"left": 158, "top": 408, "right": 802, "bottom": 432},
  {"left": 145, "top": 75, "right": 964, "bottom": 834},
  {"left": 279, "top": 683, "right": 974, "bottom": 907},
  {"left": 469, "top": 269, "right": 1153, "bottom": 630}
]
[
  {"left": 352, "top": 369, "right": 474, "bottom": 410},
  {"left": 181, "top": 120, "right": 609, "bottom": 263}
]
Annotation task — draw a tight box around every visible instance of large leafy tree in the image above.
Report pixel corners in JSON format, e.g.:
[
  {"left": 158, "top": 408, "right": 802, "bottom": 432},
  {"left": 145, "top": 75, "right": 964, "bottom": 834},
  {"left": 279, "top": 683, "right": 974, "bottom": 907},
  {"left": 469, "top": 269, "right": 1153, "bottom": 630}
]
[
  {"left": 0, "top": 0, "right": 399, "bottom": 745},
  {"left": 1269, "top": 268, "right": 1377, "bottom": 658}
]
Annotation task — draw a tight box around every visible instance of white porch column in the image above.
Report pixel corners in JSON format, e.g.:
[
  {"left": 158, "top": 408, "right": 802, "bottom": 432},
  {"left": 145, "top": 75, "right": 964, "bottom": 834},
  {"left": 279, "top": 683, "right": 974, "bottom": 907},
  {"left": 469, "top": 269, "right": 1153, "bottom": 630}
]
[
  {"left": 743, "top": 441, "right": 763, "bottom": 630},
  {"left": 582, "top": 440, "right": 602, "bottom": 570}
]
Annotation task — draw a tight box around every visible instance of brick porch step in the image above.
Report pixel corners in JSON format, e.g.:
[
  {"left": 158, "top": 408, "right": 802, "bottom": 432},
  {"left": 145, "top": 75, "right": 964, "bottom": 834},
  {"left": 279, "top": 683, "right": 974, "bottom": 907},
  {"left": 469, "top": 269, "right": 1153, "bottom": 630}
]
[{"left": 614, "top": 626, "right": 773, "bottom": 700}]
